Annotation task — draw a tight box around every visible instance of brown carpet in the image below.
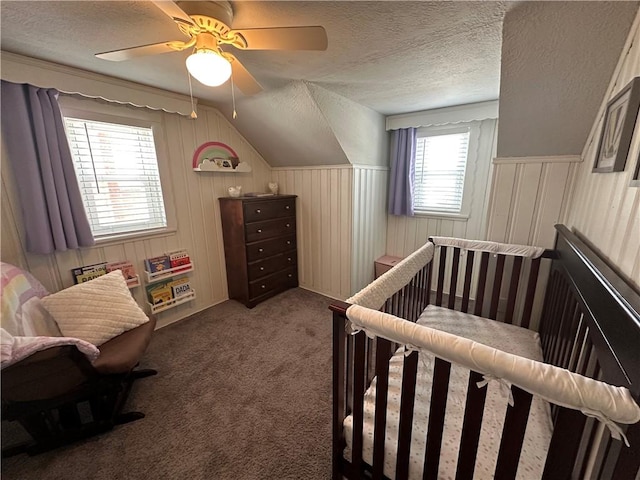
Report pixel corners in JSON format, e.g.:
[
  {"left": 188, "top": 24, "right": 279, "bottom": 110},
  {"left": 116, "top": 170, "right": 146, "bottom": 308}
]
[{"left": 2, "top": 288, "right": 334, "bottom": 480}]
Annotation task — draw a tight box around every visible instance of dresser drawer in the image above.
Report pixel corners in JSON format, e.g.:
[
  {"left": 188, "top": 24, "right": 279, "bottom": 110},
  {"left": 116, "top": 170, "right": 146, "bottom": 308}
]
[
  {"left": 243, "top": 198, "right": 296, "bottom": 223},
  {"left": 249, "top": 267, "right": 298, "bottom": 299},
  {"left": 248, "top": 252, "right": 297, "bottom": 281},
  {"left": 245, "top": 217, "right": 296, "bottom": 243},
  {"left": 246, "top": 235, "right": 296, "bottom": 262}
]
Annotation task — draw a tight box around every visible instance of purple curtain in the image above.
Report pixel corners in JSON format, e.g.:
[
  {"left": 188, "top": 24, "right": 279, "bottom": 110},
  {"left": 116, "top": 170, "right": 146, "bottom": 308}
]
[
  {"left": 388, "top": 127, "right": 416, "bottom": 216},
  {"left": 1, "top": 81, "right": 94, "bottom": 254}
]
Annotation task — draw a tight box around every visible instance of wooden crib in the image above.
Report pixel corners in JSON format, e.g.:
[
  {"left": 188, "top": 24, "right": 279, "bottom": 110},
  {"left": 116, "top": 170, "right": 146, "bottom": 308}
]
[{"left": 329, "top": 224, "right": 640, "bottom": 479}]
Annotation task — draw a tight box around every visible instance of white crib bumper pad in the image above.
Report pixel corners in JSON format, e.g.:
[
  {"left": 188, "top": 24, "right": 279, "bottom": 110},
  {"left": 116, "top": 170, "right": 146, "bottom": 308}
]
[
  {"left": 429, "top": 236, "right": 545, "bottom": 259},
  {"left": 347, "top": 242, "right": 435, "bottom": 310},
  {"left": 346, "top": 304, "right": 640, "bottom": 444}
]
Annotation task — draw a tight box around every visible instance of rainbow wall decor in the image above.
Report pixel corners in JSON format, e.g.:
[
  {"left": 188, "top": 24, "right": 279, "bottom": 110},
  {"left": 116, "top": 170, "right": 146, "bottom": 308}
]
[{"left": 192, "top": 141, "right": 252, "bottom": 172}]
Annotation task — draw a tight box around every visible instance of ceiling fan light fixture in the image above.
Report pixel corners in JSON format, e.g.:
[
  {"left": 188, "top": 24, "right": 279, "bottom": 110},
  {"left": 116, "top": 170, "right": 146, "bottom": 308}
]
[{"left": 186, "top": 49, "right": 232, "bottom": 87}]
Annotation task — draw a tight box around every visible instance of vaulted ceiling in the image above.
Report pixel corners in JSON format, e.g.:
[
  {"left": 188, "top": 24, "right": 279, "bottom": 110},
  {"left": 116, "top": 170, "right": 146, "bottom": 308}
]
[{"left": 1, "top": 1, "right": 637, "bottom": 167}]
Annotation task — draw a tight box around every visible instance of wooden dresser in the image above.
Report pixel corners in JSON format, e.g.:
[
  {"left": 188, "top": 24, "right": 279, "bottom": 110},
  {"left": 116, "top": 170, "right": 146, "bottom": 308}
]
[{"left": 219, "top": 195, "right": 298, "bottom": 308}]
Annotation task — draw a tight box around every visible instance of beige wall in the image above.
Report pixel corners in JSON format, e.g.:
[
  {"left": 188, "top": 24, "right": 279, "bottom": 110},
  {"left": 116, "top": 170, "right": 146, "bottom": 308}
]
[
  {"left": 270, "top": 165, "right": 354, "bottom": 300},
  {"left": 1, "top": 100, "right": 272, "bottom": 328},
  {"left": 563, "top": 12, "right": 640, "bottom": 289}
]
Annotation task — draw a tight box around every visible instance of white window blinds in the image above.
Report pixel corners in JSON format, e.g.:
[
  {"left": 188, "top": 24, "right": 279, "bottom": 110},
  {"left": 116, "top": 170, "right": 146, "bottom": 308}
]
[
  {"left": 414, "top": 128, "right": 470, "bottom": 214},
  {"left": 64, "top": 117, "right": 167, "bottom": 237}
]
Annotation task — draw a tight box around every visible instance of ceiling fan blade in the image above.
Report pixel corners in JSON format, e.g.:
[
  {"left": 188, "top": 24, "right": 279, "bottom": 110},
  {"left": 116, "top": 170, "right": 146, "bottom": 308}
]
[
  {"left": 232, "top": 26, "right": 328, "bottom": 51},
  {"left": 152, "top": 1, "right": 196, "bottom": 28},
  {"left": 95, "top": 41, "right": 187, "bottom": 61},
  {"left": 229, "top": 56, "right": 263, "bottom": 95}
]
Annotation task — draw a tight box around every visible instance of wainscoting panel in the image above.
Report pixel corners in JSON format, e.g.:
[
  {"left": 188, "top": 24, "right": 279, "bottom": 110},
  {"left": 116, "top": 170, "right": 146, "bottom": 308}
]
[
  {"left": 485, "top": 156, "right": 581, "bottom": 329},
  {"left": 351, "top": 166, "right": 388, "bottom": 294},
  {"left": 564, "top": 16, "right": 640, "bottom": 289},
  {"left": 271, "top": 165, "right": 354, "bottom": 300},
  {"left": 1, "top": 104, "right": 272, "bottom": 328},
  {"left": 486, "top": 160, "right": 578, "bottom": 248}
]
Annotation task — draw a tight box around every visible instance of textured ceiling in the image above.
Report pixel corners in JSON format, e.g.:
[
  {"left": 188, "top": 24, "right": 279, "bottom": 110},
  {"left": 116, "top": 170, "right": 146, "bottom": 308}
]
[
  {"left": 0, "top": 1, "right": 509, "bottom": 115},
  {"left": 498, "top": 1, "right": 638, "bottom": 158},
  {"left": 2, "top": 1, "right": 633, "bottom": 167}
]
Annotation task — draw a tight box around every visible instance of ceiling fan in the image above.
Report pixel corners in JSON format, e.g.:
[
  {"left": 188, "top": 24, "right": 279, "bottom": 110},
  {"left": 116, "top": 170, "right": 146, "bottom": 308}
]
[{"left": 95, "top": 1, "right": 328, "bottom": 95}]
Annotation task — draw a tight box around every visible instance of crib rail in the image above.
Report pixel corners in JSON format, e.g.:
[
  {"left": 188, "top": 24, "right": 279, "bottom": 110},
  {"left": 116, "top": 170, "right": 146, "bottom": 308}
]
[
  {"left": 330, "top": 237, "right": 553, "bottom": 480},
  {"left": 537, "top": 225, "right": 640, "bottom": 479},
  {"left": 329, "top": 228, "right": 640, "bottom": 480}
]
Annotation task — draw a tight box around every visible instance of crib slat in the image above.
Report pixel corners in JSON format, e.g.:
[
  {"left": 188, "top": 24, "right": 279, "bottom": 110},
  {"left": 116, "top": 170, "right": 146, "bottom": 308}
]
[
  {"left": 436, "top": 247, "right": 447, "bottom": 307},
  {"left": 520, "top": 257, "right": 541, "bottom": 329},
  {"left": 332, "top": 312, "right": 346, "bottom": 480},
  {"left": 372, "top": 338, "right": 392, "bottom": 480},
  {"left": 504, "top": 256, "right": 523, "bottom": 324},
  {"left": 557, "top": 300, "right": 580, "bottom": 370},
  {"left": 396, "top": 351, "right": 419, "bottom": 480},
  {"left": 538, "top": 269, "right": 560, "bottom": 350},
  {"left": 423, "top": 358, "right": 452, "bottom": 480},
  {"left": 489, "top": 254, "right": 506, "bottom": 320},
  {"left": 455, "top": 370, "right": 488, "bottom": 480},
  {"left": 461, "top": 251, "right": 474, "bottom": 313},
  {"left": 448, "top": 247, "right": 461, "bottom": 309},
  {"left": 611, "top": 422, "right": 640, "bottom": 479},
  {"left": 351, "top": 332, "right": 366, "bottom": 473},
  {"left": 548, "top": 283, "right": 572, "bottom": 366},
  {"left": 494, "top": 386, "right": 533, "bottom": 480},
  {"left": 426, "top": 261, "right": 432, "bottom": 306},
  {"left": 474, "top": 252, "right": 489, "bottom": 316},
  {"left": 542, "top": 407, "right": 587, "bottom": 479}
]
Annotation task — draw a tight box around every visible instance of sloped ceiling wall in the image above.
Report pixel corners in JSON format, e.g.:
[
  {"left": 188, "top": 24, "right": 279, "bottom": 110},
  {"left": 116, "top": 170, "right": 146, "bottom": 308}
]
[
  {"left": 497, "top": 1, "right": 638, "bottom": 158},
  {"left": 306, "top": 83, "right": 387, "bottom": 166},
  {"left": 216, "top": 80, "right": 387, "bottom": 167}
]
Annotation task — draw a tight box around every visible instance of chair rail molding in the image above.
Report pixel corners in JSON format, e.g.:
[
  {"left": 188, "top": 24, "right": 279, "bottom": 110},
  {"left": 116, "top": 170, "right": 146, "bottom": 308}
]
[{"left": 493, "top": 155, "right": 583, "bottom": 165}]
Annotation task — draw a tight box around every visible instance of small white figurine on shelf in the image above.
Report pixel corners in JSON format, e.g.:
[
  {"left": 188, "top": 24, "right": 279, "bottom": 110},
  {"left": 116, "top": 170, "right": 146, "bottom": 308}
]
[
  {"left": 228, "top": 186, "right": 242, "bottom": 197},
  {"left": 268, "top": 182, "right": 279, "bottom": 195}
]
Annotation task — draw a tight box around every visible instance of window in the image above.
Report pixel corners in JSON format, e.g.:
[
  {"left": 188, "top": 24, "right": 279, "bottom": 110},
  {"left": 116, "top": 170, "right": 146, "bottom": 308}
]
[
  {"left": 64, "top": 117, "right": 168, "bottom": 238},
  {"left": 414, "top": 126, "right": 471, "bottom": 215}
]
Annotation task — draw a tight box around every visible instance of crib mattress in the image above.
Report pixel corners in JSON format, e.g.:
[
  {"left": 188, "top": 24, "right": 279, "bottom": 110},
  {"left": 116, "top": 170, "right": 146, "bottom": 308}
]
[{"left": 343, "top": 305, "right": 553, "bottom": 479}]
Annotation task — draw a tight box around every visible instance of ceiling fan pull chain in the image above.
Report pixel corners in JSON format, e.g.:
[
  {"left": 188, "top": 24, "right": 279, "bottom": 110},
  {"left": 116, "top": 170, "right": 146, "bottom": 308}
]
[
  {"left": 187, "top": 68, "right": 198, "bottom": 119},
  {"left": 231, "top": 73, "right": 238, "bottom": 119}
]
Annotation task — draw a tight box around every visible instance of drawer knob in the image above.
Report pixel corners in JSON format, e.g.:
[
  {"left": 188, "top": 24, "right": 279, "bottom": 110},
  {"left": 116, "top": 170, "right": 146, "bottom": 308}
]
[
  {"left": 286, "top": 241, "right": 291, "bottom": 245},
  {"left": 260, "top": 266, "right": 265, "bottom": 271},
  {"left": 288, "top": 274, "right": 293, "bottom": 278},
  {"left": 258, "top": 248, "right": 264, "bottom": 253},
  {"left": 286, "top": 223, "right": 290, "bottom": 228},
  {"left": 256, "top": 209, "right": 261, "bottom": 214},
  {"left": 287, "top": 257, "right": 292, "bottom": 262},
  {"left": 285, "top": 205, "right": 290, "bottom": 210},
  {"left": 257, "top": 229, "right": 262, "bottom": 233},
  {"left": 261, "top": 284, "right": 266, "bottom": 289}
]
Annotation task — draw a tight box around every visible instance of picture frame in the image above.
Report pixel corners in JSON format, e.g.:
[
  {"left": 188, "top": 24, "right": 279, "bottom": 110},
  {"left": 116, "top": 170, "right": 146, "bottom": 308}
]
[
  {"left": 631, "top": 154, "right": 640, "bottom": 187},
  {"left": 593, "top": 76, "right": 640, "bottom": 173}
]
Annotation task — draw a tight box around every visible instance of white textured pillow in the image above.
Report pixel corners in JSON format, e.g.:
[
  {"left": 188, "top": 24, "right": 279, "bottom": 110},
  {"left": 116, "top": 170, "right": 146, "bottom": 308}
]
[{"left": 41, "top": 271, "right": 149, "bottom": 346}]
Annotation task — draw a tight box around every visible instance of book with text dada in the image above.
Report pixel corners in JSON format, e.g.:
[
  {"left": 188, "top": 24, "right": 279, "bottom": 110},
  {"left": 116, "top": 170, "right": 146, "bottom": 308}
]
[{"left": 72, "top": 263, "right": 107, "bottom": 284}]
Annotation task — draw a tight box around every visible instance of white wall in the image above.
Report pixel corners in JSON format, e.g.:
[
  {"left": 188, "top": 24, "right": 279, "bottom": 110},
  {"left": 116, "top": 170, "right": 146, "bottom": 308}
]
[
  {"left": 563, "top": 11, "right": 640, "bottom": 289},
  {"left": 351, "top": 166, "right": 388, "bottom": 293},
  {"left": 270, "top": 166, "right": 353, "bottom": 300},
  {"left": 1, "top": 101, "right": 272, "bottom": 328},
  {"left": 486, "top": 156, "right": 581, "bottom": 248}
]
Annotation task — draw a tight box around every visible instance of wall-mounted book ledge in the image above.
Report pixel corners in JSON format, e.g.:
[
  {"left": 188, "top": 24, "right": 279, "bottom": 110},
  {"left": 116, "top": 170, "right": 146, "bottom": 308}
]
[
  {"left": 145, "top": 264, "right": 194, "bottom": 284},
  {"left": 71, "top": 261, "right": 140, "bottom": 289},
  {"left": 147, "top": 289, "right": 196, "bottom": 314},
  {"left": 143, "top": 249, "right": 195, "bottom": 314}
]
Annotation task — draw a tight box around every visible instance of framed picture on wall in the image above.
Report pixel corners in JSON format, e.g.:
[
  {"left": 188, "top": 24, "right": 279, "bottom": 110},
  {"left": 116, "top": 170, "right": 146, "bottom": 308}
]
[
  {"left": 593, "top": 76, "right": 640, "bottom": 173},
  {"left": 631, "top": 154, "right": 640, "bottom": 187}
]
